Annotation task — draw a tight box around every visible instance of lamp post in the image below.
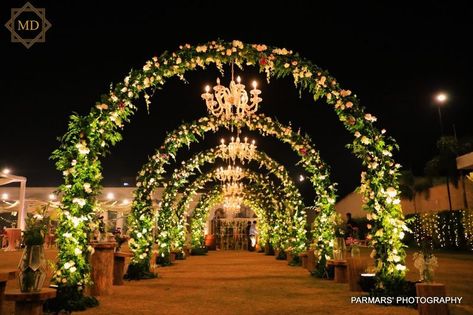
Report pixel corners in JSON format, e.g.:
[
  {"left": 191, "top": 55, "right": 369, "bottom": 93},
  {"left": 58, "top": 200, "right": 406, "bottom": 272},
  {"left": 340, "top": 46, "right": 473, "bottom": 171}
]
[
  {"left": 435, "top": 93, "right": 447, "bottom": 136},
  {"left": 434, "top": 92, "right": 452, "bottom": 212}
]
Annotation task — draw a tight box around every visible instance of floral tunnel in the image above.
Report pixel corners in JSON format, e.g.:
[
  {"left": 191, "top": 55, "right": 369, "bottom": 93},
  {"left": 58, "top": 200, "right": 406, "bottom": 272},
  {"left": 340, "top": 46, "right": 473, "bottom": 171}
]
[
  {"left": 188, "top": 182, "right": 282, "bottom": 252},
  {"left": 131, "top": 146, "right": 307, "bottom": 267},
  {"left": 177, "top": 169, "right": 287, "bottom": 251},
  {"left": 169, "top": 165, "right": 300, "bottom": 257},
  {"left": 52, "top": 40, "right": 406, "bottom": 301},
  {"left": 128, "top": 114, "right": 338, "bottom": 277}
]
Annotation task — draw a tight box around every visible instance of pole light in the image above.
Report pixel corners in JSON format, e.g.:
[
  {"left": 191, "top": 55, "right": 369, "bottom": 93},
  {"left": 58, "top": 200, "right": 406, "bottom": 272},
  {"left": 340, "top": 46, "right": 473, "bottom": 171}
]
[{"left": 434, "top": 92, "right": 447, "bottom": 136}]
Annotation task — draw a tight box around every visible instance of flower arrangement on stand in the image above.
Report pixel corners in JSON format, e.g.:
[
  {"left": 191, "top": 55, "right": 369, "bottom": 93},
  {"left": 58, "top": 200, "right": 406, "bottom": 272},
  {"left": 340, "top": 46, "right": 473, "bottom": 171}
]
[
  {"left": 413, "top": 238, "right": 438, "bottom": 283},
  {"left": 18, "top": 206, "right": 50, "bottom": 292}
]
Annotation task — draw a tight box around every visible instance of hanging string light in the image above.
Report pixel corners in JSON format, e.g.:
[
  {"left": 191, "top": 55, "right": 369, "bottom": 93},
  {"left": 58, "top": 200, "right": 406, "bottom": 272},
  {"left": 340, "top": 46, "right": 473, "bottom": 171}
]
[
  {"left": 219, "top": 136, "right": 256, "bottom": 164},
  {"left": 215, "top": 165, "right": 245, "bottom": 182},
  {"left": 201, "top": 76, "right": 262, "bottom": 123}
]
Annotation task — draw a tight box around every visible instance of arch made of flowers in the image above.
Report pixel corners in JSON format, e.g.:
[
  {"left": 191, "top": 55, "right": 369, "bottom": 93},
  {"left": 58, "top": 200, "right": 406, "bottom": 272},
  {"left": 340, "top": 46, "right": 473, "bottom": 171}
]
[
  {"left": 130, "top": 113, "right": 336, "bottom": 276},
  {"left": 189, "top": 183, "right": 279, "bottom": 250},
  {"left": 52, "top": 40, "right": 405, "bottom": 298},
  {"left": 152, "top": 147, "right": 306, "bottom": 259},
  {"left": 175, "top": 167, "right": 295, "bottom": 253}
]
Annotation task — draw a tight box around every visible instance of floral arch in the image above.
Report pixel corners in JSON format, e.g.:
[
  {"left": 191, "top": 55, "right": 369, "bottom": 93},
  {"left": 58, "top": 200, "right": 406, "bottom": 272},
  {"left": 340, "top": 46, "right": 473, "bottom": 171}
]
[
  {"left": 189, "top": 183, "right": 282, "bottom": 250},
  {"left": 52, "top": 40, "right": 406, "bottom": 299},
  {"left": 168, "top": 165, "right": 304, "bottom": 255},
  {"left": 147, "top": 147, "right": 306, "bottom": 260}
]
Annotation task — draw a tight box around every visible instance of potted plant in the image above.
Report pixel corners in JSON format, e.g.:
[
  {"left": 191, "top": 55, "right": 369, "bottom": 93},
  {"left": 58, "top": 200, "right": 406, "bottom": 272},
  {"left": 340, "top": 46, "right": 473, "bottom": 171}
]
[{"left": 18, "top": 206, "right": 50, "bottom": 292}]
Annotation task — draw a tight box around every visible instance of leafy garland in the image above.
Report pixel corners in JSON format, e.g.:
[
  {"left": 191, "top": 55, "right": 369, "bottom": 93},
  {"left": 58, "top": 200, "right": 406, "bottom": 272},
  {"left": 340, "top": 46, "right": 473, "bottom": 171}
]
[{"left": 52, "top": 40, "right": 405, "bottom": 297}]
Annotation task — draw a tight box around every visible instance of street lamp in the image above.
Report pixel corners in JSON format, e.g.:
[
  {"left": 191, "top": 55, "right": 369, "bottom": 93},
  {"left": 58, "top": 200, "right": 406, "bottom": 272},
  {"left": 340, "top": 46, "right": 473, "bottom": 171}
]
[{"left": 434, "top": 92, "right": 447, "bottom": 136}]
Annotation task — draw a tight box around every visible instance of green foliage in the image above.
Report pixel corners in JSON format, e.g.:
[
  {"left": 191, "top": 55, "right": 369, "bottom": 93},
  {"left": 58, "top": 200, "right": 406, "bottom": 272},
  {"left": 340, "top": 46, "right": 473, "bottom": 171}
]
[
  {"left": 52, "top": 40, "right": 406, "bottom": 296},
  {"left": 23, "top": 206, "right": 50, "bottom": 245}
]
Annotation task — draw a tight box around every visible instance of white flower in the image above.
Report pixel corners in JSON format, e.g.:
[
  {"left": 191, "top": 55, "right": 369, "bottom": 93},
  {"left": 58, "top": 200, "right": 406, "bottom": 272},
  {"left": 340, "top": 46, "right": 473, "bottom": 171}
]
[
  {"left": 354, "top": 131, "right": 361, "bottom": 138},
  {"left": 72, "top": 198, "right": 86, "bottom": 207},
  {"left": 360, "top": 136, "right": 371, "bottom": 145},
  {"left": 33, "top": 214, "right": 43, "bottom": 220},
  {"left": 63, "top": 232, "right": 72, "bottom": 238},
  {"left": 364, "top": 113, "right": 377, "bottom": 122},
  {"left": 395, "top": 264, "right": 406, "bottom": 271},
  {"left": 75, "top": 143, "right": 90, "bottom": 155},
  {"left": 69, "top": 266, "right": 77, "bottom": 273},
  {"left": 399, "top": 231, "right": 405, "bottom": 239},
  {"left": 386, "top": 187, "right": 397, "bottom": 198},
  {"left": 83, "top": 183, "right": 92, "bottom": 193},
  {"left": 74, "top": 248, "right": 82, "bottom": 255}
]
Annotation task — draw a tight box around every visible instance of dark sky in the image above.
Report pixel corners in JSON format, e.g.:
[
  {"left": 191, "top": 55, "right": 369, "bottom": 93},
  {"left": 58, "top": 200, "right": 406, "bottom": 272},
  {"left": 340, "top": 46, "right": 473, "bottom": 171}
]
[{"left": 1, "top": 1, "right": 472, "bottom": 200}]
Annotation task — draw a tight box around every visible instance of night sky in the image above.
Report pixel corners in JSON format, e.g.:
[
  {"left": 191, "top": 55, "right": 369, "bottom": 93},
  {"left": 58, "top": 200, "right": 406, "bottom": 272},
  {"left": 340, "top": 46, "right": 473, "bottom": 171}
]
[{"left": 1, "top": 1, "right": 472, "bottom": 200}]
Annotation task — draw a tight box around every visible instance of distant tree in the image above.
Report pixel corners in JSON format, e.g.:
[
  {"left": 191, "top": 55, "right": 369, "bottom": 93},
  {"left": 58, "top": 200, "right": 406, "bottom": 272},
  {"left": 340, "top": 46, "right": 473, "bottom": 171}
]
[
  {"left": 424, "top": 136, "right": 473, "bottom": 210},
  {"left": 399, "top": 170, "right": 432, "bottom": 213}
]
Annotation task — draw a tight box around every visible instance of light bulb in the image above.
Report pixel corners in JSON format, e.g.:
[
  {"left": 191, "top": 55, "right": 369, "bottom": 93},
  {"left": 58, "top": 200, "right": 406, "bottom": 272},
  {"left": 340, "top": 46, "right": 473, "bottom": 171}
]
[
  {"left": 1, "top": 193, "right": 8, "bottom": 200},
  {"left": 237, "top": 76, "right": 241, "bottom": 83},
  {"left": 106, "top": 192, "right": 115, "bottom": 200},
  {"left": 48, "top": 194, "right": 56, "bottom": 201},
  {"left": 252, "top": 81, "right": 257, "bottom": 89},
  {"left": 2, "top": 168, "right": 10, "bottom": 175}
]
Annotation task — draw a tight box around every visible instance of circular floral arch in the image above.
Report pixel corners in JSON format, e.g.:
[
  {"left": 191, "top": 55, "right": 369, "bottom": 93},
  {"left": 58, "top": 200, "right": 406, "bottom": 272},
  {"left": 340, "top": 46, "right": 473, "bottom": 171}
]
[
  {"left": 169, "top": 164, "right": 302, "bottom": 255},
  {"left": 146, "top": 147, "right": 306, "bottom": 260},
  {"left": 52, "top": 40, "right": 406, "bottom": 298},
  {"left": 189, "top": 182, "right": 282, "bottom": 250},
  {"left": 129, "top": 113, "right": 336, "bottom": 274}
]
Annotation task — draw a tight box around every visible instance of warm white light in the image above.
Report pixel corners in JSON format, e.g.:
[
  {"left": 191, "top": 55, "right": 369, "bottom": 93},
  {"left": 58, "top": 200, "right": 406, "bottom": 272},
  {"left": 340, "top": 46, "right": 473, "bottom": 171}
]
[
  {"left": 1, "top": 193, "right": 8, "bottom": 200},
  {"left": 48, "top": 194, "right": 56, "bottom": 201},
  {"left": 122, "top": 199, "right": 130, "bottom": 205},
  {"left": 201, "top": 76, "right": 262, "bottom": 122},
  {"left": 252, "top": 81, "right": 257, "bottom": 89},
  {"left": 220, "top": 135, "right": 257, "bottom": 165},
  {"left": 436, "top": 93, "right": 447, "bottom": 103},
  {"left": 205, "top": 85, "right": 210, "bottom": 93},
  {"left": 299, "top": 175, "right": 305, "bottom": 182},
  {"left": 123, "top": 182, "right": 129, "bottom": 186},
  {"left": 2, "top": 168, "right": 10, "bottom": 175},
  {"left": 106, "top": 192, "right": 115, "bottom": 200}
]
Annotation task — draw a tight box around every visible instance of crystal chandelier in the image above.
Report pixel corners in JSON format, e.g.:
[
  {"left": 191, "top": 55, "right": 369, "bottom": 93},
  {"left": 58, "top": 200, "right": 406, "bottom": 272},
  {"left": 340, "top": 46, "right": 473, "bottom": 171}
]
[
  {"left": 201, "top": 76, "right": 262, "bottom": 122},
  {"left": 215, "top": 165, "right": 245, "bottom": 182},
  {"left": 219, "top": 136, "right": 256, "bottom": 164},
  {"left": 223, "top": 195, "right": 243, "bottom": 216},
  {"left": 223, "top": 181, "right": 244, "bottom": 197}
]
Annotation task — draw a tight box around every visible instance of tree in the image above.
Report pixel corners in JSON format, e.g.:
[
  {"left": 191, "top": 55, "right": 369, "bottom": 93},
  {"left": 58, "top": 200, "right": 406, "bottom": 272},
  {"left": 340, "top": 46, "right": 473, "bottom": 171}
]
[
  {"left": 399, "top": 170, "right": 432, "bottom": 213},
  {"left": 424, "top": 136, "right": 473, "bottom": 210}
]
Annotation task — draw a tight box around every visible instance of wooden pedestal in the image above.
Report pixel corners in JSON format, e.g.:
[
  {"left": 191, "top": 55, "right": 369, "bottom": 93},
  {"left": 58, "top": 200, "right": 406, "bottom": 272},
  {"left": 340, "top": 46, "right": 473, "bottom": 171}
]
[
  {"left": 0, "top": 269, "right": 17, "bottom": 315},
  {"left": 113, "top": 252, "right": 132, "bottom": 286},
  {"left": 306, "top": 250, "right": 316, "bottom": 273},
  {"left": 286, "top": 251, "right": 294, "bottom": 263},
  {"left": 5, "top": 288, "right": 56, "bottom": 315},
  {"left": 347, "top": 257, "right": 367, "bottom": 291},
  {"left": 299, "top": 253, "right": 308, "bottom": 268},
  {"left": 328, "top": 260, "right": 348, "bottom": 283},
  {"left": 416, "top": 283, "right": 449, "bottom": 315},
  {"left": 90, "top": 241, "right": 116, "bottom": 296}
]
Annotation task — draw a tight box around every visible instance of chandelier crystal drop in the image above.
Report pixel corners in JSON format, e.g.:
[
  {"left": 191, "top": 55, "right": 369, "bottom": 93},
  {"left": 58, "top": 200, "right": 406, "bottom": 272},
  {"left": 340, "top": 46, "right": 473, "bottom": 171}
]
[
  {"left": 219, "top": 136, "right": 256, "bottom": 164},
  {"left": 201, "top": 76, "right": 262, "bottom": 122},
  {"left": 215, "top": 165, "right": 245, "bottom": 182}
]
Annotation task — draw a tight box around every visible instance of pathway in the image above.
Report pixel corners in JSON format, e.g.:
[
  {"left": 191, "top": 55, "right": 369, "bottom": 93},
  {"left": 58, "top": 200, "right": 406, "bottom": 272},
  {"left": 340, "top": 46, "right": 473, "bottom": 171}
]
[{"left": 81, "top": 251, "right": 415, "bottom": 315}]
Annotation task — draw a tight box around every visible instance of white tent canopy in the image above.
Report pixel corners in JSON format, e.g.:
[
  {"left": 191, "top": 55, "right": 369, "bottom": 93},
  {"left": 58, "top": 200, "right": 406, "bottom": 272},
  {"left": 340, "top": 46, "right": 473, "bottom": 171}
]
[{"left": 0, "top": 172, "right": 27, "bottom": 230}]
